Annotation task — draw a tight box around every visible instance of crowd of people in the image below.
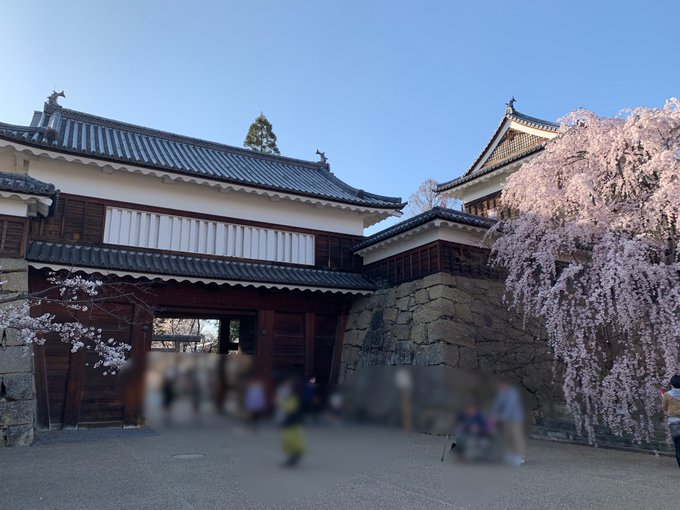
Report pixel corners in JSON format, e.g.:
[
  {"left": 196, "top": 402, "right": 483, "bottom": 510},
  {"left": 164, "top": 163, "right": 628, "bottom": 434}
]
[
  {"left": 151, "top": 353, "right": 344, "bottom": 467},
  {"left": 451, "top": 382, "right": 526, "bottom": 466},
  {"left": 151, "top": 355, "right": 680, "bottom": 471}
]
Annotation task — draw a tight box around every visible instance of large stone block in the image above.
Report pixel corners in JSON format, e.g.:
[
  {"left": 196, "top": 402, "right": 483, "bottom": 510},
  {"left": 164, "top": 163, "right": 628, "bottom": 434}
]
[
  {"left": 389, "top": 323, "right": 412, "bottom": 341},
  {"left": 410, "top": 323, "right": 427, "bottom": 344},
  {"left": 2, "top": 372, "right": 35, "bottom": 401},
  {"left": 355, "top": 310, "right": 373, "bottom": 330},
  {"left": 452, "top": 303, "right": 474, "bottom": 324},
  {"left": 413, "top": 343, "right": 443, "bottom": 366},
  {"left": 0, "top": 400, "right": 34, "bottom": 426},
  {"left": 451, "top": 288, "right": 473, "bottom": 305},
  {"left": 0, "top": 346, "right": 32, "bottom": 374},
  {"left": 1, "top": 328, "right": 24, "bottom": 347},
  {"left": 0, "top": 260, "right": 28, "bottom": 292},
  {"left": 442, "top": 344, "right": 460, "bottom": 366},
  {"left": 428, "top": 285, "right": 455, "bottom": 302},
  {"left": 395, "top": 281, "right": 416, "bottom": 298},
  {"left": 395, "top": 296, "right": 412, "bottom": 312},
  {"left": 426, "top": 320, "right": 476, "bottom": 348},
  {"left": 383, "top": 291, "right": 397, "bottom": 309},
  {"left": 396, "top": 311, "right": 412, "bottom": 325},
  {"left": 458, "top": 347, "right": 478, "bottom": 369},
  {"left": 341, "top": 345, "right": 361, "bottom": 368},
  {"left": 414, "top": 289, "right": 430, "bottom": 305},
  {"left": 383, "top": 306, "right": 398, "bottom": 322},
  {"left": 412, "top": 301, "right": 453, "bottom": 324},
  {"left": 344, "top": 313, "right": 361, "bottom": 332},
  {"left": 342, "top": 329, "right": 363, "bottom": 348},
  {"left": 421, "top": 273, "right": 456, "bottom": 289},
  {"left": 4, "top": 423, "right": 34, "bottom": 447}
]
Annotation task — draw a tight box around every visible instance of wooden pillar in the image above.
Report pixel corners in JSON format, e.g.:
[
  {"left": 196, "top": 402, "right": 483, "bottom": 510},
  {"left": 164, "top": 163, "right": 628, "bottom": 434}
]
[
  {"left": 61, "top": 350, "right": 85, "bottom": 428},
  {"left": 304, "top": 312, "right": 315, "bottom": 378},
  {"left": 256, "top": 310, "right": 274, "bottom": 381},
  {"left": 33, "top": 343, "right": 50, "bottom": 430},
  {"left": 123, "top": 304, "right": 150, "bottom": 427}
]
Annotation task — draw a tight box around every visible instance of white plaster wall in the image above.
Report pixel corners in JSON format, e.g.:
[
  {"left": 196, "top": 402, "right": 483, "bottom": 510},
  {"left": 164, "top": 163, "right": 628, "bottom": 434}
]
[
  {"left": 28, "top": 157, "right": 366, "bottom": 235},
  {"left": 0, "top": 198, "right": 29, "bottom": 217},
  {"left": 452, "top": 171, "right": 507, "bottom": 203},
  {"left": 360, "top": 223, "right": 485, "bottom": 265},
  {"left": 104, "top": 206, "right": 315, "bottom": 264}
]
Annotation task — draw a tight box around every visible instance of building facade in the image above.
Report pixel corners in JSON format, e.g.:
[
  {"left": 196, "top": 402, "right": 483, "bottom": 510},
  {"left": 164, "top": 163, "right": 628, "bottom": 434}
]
[
  {"left": 0, "top": 93, "right": 404, "bottom": 439},
  {"left": 2, "top": 95, "right": 649, "bottom": 450}
]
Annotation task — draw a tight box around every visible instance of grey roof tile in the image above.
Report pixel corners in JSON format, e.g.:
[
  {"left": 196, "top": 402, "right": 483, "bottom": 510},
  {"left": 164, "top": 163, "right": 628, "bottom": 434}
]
[
  {"left": 354, "top": 207, "right": 494, "bottom": 251},
  {"left": 0, "top": 104, "right": 403, "bottom": 209},
  {"left": 26, "top": 241, "right": 377, "bottom": 292},
  {"left": 0, "top": 172, "right": 57, "bottom": 196}
]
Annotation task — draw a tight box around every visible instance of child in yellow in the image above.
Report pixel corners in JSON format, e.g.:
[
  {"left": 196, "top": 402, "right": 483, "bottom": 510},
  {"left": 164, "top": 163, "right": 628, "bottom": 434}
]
[{"left": 278, "top": 378, "right": 305, "bottom": 467}]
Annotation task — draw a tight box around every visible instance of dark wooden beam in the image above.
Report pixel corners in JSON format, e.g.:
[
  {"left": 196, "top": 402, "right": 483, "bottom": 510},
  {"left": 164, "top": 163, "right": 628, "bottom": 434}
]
[
  {"left": 32, "top": 343, "right": 51, "bottom": 430},
  {"left": 61, "top": 349, "right": 85, "bottom": 428},
  {"left": 304, "top": 312, "right": 315, "bottom": 378}
]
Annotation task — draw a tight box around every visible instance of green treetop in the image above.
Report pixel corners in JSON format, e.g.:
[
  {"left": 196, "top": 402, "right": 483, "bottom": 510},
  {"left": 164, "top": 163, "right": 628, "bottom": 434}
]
[{"left": 244, "top": 113, "right": 280, "bottom": 155}]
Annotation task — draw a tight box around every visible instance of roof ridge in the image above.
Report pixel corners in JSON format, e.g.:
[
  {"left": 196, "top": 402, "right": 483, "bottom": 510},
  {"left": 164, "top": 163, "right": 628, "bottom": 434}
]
[
  {"left": 354, "top": 206, "right": 494, "bottom": 251},
  {"left": 1, "top": 102, "right": 404, "bottom": 210},
  {"left": 58, "top": 108, "right": 324, "bottom": 170},
  {"left": 322, "top": 169, "right": 404, "bottom": 205},
  {"left": 509, "top": 110, "right": 560, "bottom": 130}
]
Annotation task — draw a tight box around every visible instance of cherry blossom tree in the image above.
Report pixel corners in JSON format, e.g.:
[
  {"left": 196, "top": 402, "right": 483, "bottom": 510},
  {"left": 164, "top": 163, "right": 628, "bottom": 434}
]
[
  {"left": 407, "top": 178, "right": 459, "bottom": 216},
  {"left": 0, "top": 272, "right": 145, "bottom": 375},
  {"left": 488, "top": 98, "right": 680, "bottom": 443}
]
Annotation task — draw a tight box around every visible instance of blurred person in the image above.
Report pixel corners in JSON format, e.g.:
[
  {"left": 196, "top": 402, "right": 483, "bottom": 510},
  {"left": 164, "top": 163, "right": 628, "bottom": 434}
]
[
  {"left": 302, "top": 375, "right": 321, "bottom": 425},
  {"left": 395, "top": 367, "right": 413, "bottom": 433},
  {"left": 187, "top": 365, "right": 203, "bottom": 420},
  {"left": 213, "top": 355, "right": 228, "bottom": 415},
  {"left": 277, "top": 376, "right": 306, "bottom": 467},
  {"left": 327, "top": 386, "right": 344, "bottom": 426},
  {"left": 661, "top": 374, "right": 680, "bottom": 469},
  {"left": 453, "top": 403, "right": 496, "bottom": 462},
  {"left": 490, "top": 381, "right": 526, "bottom": 466},
  {"left": 244, "top": 377, "right": 267, "bottom": 431},
  {"left": 161, "top": 364, "right": 178, "bottom": 426}
]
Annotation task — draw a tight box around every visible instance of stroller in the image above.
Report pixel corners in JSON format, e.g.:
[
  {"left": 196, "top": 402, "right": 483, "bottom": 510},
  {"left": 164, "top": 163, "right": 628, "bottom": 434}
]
[{"left": 450, "top": 405, "right": 503, "bottom": 463}]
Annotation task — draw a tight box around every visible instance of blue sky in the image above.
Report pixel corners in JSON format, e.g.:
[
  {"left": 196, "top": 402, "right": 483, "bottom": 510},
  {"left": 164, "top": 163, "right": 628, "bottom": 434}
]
[{"left": 1, "top": 1, "right": 678, "bottom": 233}]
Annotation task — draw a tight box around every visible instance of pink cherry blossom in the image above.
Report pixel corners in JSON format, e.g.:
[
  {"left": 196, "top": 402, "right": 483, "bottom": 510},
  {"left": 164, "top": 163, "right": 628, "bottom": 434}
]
[
  {"left": 488, "top": 98, "right": 680, "bottom": 443},
  {"left": 0, "top": 271, "right": 131, "bottom": 373}
]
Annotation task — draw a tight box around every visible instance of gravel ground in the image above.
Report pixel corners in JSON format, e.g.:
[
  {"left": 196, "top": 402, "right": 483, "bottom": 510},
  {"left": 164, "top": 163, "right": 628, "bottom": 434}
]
[{"left": 1, "top": 417, "right": 678, "bottom": 510}]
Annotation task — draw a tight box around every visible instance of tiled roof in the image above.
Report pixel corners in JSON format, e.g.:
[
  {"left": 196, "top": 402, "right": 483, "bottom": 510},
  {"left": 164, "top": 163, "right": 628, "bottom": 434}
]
[
  {"left": 508, "top": 111, "right": 560, "bottom": 132},
  {"left": 353, "top": 207, "right": 494, "bottom": 251},
  {"left": 0, "top": 103, "right": 403, "bottom": 210},
  {"left": 26, "top": 241, "right": 378, "bottom": 292},
  {"left": 435, "top": 144, "right": 546, "bottom": 192},
  {"left": 0, "top": 172, "right": 57, "bottom": 196},
  {"left": 436, "top": 105, "right": 559, "bottom": 193}
]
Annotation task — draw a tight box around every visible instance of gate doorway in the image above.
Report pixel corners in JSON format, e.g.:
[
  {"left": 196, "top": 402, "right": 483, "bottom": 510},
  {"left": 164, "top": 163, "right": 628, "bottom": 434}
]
[{"left": 151, "top": 312, "right": 257, "bottom": 356}]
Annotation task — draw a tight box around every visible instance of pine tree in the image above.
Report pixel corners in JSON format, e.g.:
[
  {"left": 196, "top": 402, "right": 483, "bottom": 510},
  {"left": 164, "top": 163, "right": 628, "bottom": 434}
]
[{"left": 243, "top": 113, "right": 280, "bottom": 155}]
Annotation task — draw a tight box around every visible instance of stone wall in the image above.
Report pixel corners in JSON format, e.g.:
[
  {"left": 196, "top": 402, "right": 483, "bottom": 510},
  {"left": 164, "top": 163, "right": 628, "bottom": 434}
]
[
  {"left": 0, "top": 258, "right": 36, "bottom": 447},
  {"left": 340, "top": 272, "right": 675, "bottom": 452},
  {"left": 340, "top": 272, "right": 564, "bottom": 432},
  {"left": 342, "top": 274, "right": 552, "bottom": 382}
]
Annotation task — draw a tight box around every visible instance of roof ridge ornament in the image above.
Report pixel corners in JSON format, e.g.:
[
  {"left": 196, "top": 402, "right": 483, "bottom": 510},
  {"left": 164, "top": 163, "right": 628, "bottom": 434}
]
[
  {"left": 47, "top": 90, "right": 65, "bottom": 108},
  {"left": 315, "top": 149, "right": 329, "bottom": 169},
  {"left": 505, "top": 96, "right": 516, "bottom": 115}
]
